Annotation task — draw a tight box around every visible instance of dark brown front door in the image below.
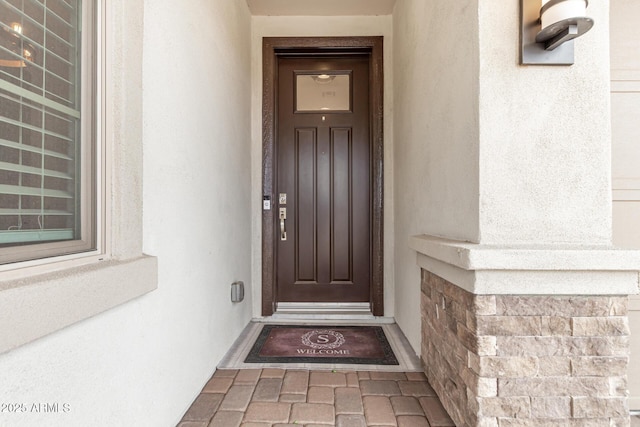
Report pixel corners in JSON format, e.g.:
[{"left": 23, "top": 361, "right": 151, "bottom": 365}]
[{"left": 275, "top": 56, "right": 371, "bottom": 303}]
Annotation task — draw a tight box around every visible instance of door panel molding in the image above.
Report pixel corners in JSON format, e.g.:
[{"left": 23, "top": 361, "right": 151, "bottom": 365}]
[
  {"left": 295, "top": 127, "right": 317, "bottom": 283},
  {"left": 331, "top": 127, "right": 353, "bottom": 283},
  {"left": 262, "top": 36, "right": 384, "bottom": 316}
]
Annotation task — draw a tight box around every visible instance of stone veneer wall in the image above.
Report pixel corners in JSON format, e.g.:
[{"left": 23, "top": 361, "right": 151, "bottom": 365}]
[{"left": 420, "top": 269, "right": 630, "bottom": 427}]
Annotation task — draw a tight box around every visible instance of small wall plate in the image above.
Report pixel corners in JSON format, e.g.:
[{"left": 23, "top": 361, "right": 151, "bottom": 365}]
[{"left": 231, "top": 281, "right": 245, "bottom": 303}]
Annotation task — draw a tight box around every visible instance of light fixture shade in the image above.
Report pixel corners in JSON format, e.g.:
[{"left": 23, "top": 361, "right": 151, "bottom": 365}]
[{"left": 536, "top": 0, "right": 593, "bottom": 44}]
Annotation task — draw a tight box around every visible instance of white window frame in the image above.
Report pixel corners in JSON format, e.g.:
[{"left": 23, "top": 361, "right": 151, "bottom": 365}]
[{"left": 0, "top": 0, "right": 157, "bottom": 355}]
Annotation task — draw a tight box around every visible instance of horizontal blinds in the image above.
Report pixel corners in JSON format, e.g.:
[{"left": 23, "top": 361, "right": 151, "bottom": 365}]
[
  {"left": 0, "top": 183, "right": 73, "bottom": 198},
  {"left": 0, "top": 0, "right": 82, "bottom": 245},
  {"left": 0, "top": 229, "right": 74, "bottom": 243}
]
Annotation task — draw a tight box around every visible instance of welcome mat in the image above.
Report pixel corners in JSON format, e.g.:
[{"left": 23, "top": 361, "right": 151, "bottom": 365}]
[{"left": 244, "top": 325, "right": 399, "bottom": 365}]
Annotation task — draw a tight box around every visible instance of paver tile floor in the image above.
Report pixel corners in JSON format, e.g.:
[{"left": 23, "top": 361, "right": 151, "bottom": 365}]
[{"left": 178, "top": 368, "right": 455, "bottom": 427}]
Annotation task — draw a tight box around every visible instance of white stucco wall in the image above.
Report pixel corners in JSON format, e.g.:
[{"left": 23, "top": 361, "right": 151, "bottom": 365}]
[
  {"left": 249, "top": 16, "right": 396, "bottom": 319},
  {"left": 0, "top": 1, "right": 253, "bottom": 426},
  {"left": 141, "top": 0, "right": 253, "bottom": 421},
  {"left": 392, "top": 0, "right": 480, "bottom": 353},
  {"left": 478, "top": 1, "right": 612, "bottom": 245},
  {"left": 393, "top": 0, "right": 616, "bottom": 352}
]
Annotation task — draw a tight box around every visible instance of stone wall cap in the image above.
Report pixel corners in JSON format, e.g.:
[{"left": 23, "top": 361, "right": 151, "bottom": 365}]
[{"left": 410, "top": 234, "right": 640, "bottom": 272}]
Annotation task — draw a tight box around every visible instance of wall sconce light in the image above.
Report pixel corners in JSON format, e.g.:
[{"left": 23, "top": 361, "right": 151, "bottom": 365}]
[{"left": 521, "top": 0, "right": 594, "bottom": 65}]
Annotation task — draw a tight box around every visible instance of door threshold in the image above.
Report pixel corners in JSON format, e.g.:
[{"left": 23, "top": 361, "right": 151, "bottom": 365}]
[
  {"left": 264, "top": 302, "right": 392, "bottom": 323},
  {"left": 256, "top": 315, "right": 396, "bottom": 324},
  {"left": 276, "top": 302, "right": 371, "bottom": 314}
]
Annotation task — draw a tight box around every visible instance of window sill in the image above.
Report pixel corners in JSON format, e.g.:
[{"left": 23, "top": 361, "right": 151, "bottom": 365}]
[{"left": 0, "top": 255, "right": 158, "bottom": 354}]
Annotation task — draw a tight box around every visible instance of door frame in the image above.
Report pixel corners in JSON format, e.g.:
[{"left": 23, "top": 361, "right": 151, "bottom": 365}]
[{"left": 261, "top": 36, "right": 384, "bottom": 316}]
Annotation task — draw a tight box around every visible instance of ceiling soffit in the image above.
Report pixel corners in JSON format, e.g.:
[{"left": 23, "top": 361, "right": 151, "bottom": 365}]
[{"left": 246, "top": 0, "right": 396, "bottom": 16}]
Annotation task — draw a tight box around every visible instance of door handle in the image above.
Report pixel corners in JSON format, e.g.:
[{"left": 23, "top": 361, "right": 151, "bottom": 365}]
[{"left": 279, "top": 208, "right": 287, "bottom": 241}]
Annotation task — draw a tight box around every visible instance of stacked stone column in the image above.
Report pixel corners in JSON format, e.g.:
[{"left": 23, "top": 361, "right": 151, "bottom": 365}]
[{"left": 421, "top": 269, "right": 630, "bottom": 427}]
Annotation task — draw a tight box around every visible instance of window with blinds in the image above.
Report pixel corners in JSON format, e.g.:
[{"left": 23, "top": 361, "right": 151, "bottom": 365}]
[{"left": 0, "top": 0, "right": 96, "bottom": 264}]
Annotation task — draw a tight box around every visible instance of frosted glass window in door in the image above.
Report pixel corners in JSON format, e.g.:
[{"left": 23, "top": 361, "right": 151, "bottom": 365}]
[{"left": 296, "top": 74, "right": 350, "bottom": 112}]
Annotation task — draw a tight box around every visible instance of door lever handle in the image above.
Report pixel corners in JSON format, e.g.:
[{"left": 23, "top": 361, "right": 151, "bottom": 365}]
[{"left": 279, "top": 208, "right": 287, "bottom": 241}]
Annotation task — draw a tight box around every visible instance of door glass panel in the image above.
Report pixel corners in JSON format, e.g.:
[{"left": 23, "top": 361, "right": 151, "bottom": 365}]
[{"left": 296, "top": 73, "right": 350, "bottom": 112}]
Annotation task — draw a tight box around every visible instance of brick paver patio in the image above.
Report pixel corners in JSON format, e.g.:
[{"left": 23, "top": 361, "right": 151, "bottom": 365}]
[{"left": 178, "top": 369, "right": 456, "bottom": 427}]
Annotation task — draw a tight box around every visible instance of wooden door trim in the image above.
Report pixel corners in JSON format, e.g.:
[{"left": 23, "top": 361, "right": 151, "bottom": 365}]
[{"left": 262, "top": 36, "right": 384, "bottom": 316}]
